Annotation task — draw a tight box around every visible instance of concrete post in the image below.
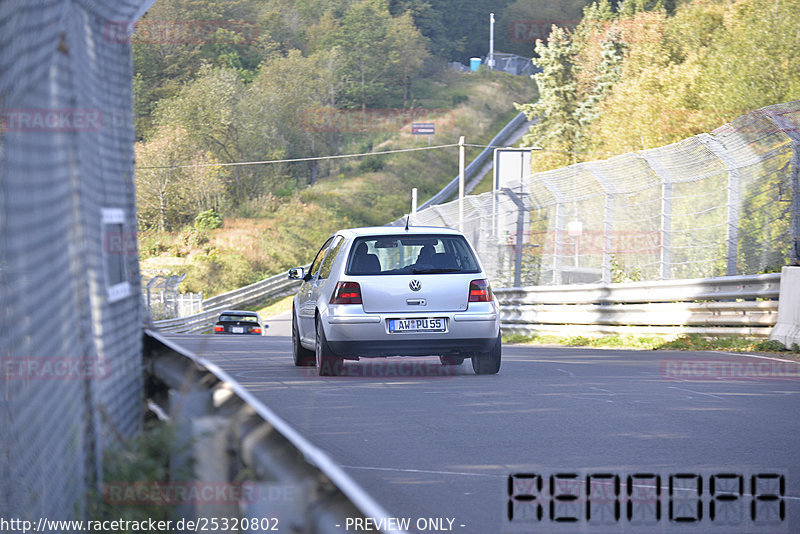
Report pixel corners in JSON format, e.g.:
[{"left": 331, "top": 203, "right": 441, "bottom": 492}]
[{"left": 769, "top": 266, "right": 800, "bottom": 349}]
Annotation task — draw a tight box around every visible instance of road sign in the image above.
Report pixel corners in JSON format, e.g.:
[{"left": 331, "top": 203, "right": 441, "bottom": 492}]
[{"left": 412, "top": 122, "right": 435, "bottom": 135}]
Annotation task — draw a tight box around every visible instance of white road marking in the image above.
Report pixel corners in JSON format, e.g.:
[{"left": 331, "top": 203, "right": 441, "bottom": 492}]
[
  {"left": 668, "top": 386, "right": 725, "bottom": 400},
  {"left": 340, "top": 465, "right": 503, "bottom": 478}
]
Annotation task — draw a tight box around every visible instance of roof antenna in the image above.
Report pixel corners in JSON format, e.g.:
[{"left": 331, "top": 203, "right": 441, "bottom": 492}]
[{"left": 404, "top": 214, "right": 410, "bottom": 231}]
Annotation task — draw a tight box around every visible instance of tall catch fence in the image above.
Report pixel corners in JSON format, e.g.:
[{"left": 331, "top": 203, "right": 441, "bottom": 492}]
[
  {"left": 412, "top": 102, "right": 800, "bottom": 287},
  {"left": 1, "top": 1, "right": 151, "bottom": 521}
]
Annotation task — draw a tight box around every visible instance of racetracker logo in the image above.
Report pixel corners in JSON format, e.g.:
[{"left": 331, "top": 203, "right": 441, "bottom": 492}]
[
  {"left": 1, "top": 109, "right": 102, "bottom": 132},
  {"left": 1, "top": 357, "right": 110, "bottom": 380},
  {"left": 509, "top": 19, "right": 580, "bottom": 43},
  {"left": 103, "top": 482, "right": 258, "bottom": 506},
  {"left": 299, "top": 108, "right": 451, "bottom": 133},
  {"left": 303, "top": 359, "right": 462, "bottom": 379},
  {"left": 104, "top": 230, "right": 138, "bottom": 255},
  {"left": 507, "top": 229, "right": 662, "bottom": 255},
  {"left": 661, "top": 358, "right": 800, "bottom": 380},
  {"left": 104, "top": 20, "right": 259, "bottom": 45}
]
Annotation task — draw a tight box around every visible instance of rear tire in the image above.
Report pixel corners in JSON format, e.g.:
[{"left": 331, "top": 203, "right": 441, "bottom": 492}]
[
  {"left": 439, "top": 356, "right": 464, "bottom": 366},
  {"left": 292, "top": 312, "right": 315, "bottom": 367},
  {"left": 471, "top": 333, "right": 501, "bottom": 375},
  {"left": 316, "top": 319, "right": 344, "bottom": 376}
]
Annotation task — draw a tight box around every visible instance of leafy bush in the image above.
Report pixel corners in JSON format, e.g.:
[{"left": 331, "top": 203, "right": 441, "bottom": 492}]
[
  {"left": 754, "top": 339, "right": 789, "bottom": 352},
  {"left": 194, "top": 209, "right": 223, "bottom": 230},
  {"left": 358, "top": 155, "right": 385, "bottom": 173}
]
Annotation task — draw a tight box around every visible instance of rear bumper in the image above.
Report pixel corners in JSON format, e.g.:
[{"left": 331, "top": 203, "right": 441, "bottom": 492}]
[
  {"left": 327, "top": 337, "right": 496, "bottom": 358},
  {"left": 213, "top": 331, "right": 262, "bottom": 335},
  {"left": 321, "top": 307, "right": 499, "bottom": 358}
]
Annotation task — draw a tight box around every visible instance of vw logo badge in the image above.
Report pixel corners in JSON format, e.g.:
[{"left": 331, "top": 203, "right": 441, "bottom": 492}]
[{"left": 409, "top": 279, "right": 422, "bottom": 292}]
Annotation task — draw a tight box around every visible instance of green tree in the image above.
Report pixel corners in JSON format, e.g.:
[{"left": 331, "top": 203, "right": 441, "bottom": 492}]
[
  {"left": 697, "top": 0, "right": 800, "bottom": 124},
  {"left": 243, "top": 49, "right": 339, "bottom": 186},
  {"left": 575, "top": 28, "right": 626, "bottom": 134},
  {"left": 331, "top": 0, "right": 397, "bottom": 109},
  {"left": 516, "top": 26, "right": 580, "bottom": 167},
  {"left": 387, "top": 11, "right": 430, "bottom": 106},
  {"left": 135, "top": 126, "right": 226, "bottom": 231},
  {"left": 152, "top": 64, "right": 276, "bottom": 203}
]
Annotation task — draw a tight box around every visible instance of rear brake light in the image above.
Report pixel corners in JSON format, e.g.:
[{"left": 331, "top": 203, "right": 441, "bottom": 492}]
[
  {"left": 468, "top": 279, "right": 493, "bottom": 302},
  {"left": 252, "top": 327, "right": 262, "bottom": 334},
  {"left": 214, "top": 325, "right": 224, "bottom": 332},
  {"left": 331, "top": 281, "right": 362, "bottom": 304}
]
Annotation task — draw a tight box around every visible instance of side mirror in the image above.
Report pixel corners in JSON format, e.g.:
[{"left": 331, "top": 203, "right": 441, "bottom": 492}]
[{"left": 288, "top": 267, "right": 305, "bottom": 280}]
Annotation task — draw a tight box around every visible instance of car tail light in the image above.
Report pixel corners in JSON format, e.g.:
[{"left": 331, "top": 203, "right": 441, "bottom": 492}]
[
  {"left": 252, "top": 327, "right": 262, "bottom": 334},
  {"left": 214, "top": 325, "right": 224, "bottom": 332},
  {"left": 468, "top": 279, "right": 493, "bottom": 302},
  {"left": 331, "top": 281, "right": 362, "bottom": 304}
]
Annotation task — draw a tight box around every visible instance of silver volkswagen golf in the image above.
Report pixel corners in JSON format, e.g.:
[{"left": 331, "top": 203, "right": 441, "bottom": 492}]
[{"left": 288, "top": 226, "right": 501, "bottom": 376}]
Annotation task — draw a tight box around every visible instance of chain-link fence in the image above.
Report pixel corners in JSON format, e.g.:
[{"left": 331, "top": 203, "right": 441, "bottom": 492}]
[
  {"left": 412, "top": 102, "right": 800, "bottom": 288},
  {"left": 142, "top": 273, "right": 202, "bottom": 319},
  {"left": 1, "top": 1, "right": 150, "bottom": 521}
]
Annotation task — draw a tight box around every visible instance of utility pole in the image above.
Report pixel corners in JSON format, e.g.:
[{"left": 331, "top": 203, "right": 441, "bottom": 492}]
[
  {"left": 411, "top": 187, "right": 417, "bottom": 225},
  {"left": 459, "top": 136, "right": 465, "bottom": 231},
  {"left": 488, "top": 12, "right": 495, "bottom": 70}
]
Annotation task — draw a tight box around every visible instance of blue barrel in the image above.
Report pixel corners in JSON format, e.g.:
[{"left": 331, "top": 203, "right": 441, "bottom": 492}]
[{"left": 470, "top": 57, "right": 482, "bottom": 71}]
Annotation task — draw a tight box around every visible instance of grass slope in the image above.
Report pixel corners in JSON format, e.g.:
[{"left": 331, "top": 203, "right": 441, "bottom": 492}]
[{"left": 139, "top": 70, "right": 537, "bottom": 297}]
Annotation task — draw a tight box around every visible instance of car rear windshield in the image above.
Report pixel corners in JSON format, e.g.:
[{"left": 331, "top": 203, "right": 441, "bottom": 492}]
[
  {"left": 218, "top": 315, "right": 259, "bottom": 323},
  {"left": 346, "top": 234, "right": 481, "bottom": 275}
]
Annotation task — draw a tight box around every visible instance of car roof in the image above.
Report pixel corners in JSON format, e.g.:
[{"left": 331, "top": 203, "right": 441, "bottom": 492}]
[
  {"left": 336, "top": 226, "right": 462, "bottom": 239},
  {"left": 219, "top": 310, "right": 260, "bottom": 316}
]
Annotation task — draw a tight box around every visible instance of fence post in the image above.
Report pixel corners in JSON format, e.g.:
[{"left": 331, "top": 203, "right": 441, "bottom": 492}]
[
  {"left": 553, "top": 202, "right": 565, "bottom": 285},
  {"left": 584, "top": 164, "right": 616, "bottom": 283},
  {"left": 785, "top": 140, "right": 800, "bottom": 266},
  {"left": 638, "top": 153, "right": 673, "bottom": 280},
  {"left": 501, "top": 188, "right": 528, "bottom": 287},
  {"left": 698, "top": 134, "right": 740, "bottom": 275}
]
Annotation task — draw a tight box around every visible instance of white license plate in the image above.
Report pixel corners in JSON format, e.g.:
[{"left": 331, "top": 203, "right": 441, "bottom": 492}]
[
  {"left": 388, "top": 317, "right": 447, "bottom": 333},
  {"left": 231, "top": 326, "right": 244, "bottom": 334}
]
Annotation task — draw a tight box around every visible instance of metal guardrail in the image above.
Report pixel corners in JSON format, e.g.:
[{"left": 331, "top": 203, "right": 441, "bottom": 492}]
[
  {"left": 144, "top": 329, "right": 405, "bottom": 534},
  {"left": 154, "top": 269, "right": 305, "bottom": 334},
  {"left": 496, "top": 273, "right": 782, "bottom": 338}
]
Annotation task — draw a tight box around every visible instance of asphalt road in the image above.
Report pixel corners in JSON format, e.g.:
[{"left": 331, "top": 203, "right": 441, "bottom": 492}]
[{"left": 166, "top": 331, "right": 800, "bottom": 534}]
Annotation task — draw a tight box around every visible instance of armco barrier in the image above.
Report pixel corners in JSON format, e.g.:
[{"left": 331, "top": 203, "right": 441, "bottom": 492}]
[
  {"left": 496, "top": 273, "right": 782, "bottom": 338},
  {"left": 769, "top": 266, "right": 800, "bottom": 348},
  {"left": 154, "top": 268, "right": 306, "bottom": 333},
  {"left": 144, "top": 330, "right": 406, "bottom": 534}
]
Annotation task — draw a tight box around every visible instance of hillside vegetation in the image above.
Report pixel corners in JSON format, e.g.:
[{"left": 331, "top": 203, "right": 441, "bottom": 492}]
[
  {"left": 516, "top": 0, "right": 800, "bottom": 170},
  {"left": 136, "top": 0, "right": 799, "bottom": 297},
  {"left": 139, "top": 70, "right": 536, "bottom": 295}
]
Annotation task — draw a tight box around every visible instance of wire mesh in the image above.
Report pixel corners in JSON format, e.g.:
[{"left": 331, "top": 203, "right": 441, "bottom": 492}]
[
  {"left": 412, "top": 102, "right": 800, "bottom": 287},
  {"left": 1, "top": 1, "right": 148, "bottom": 520}
]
